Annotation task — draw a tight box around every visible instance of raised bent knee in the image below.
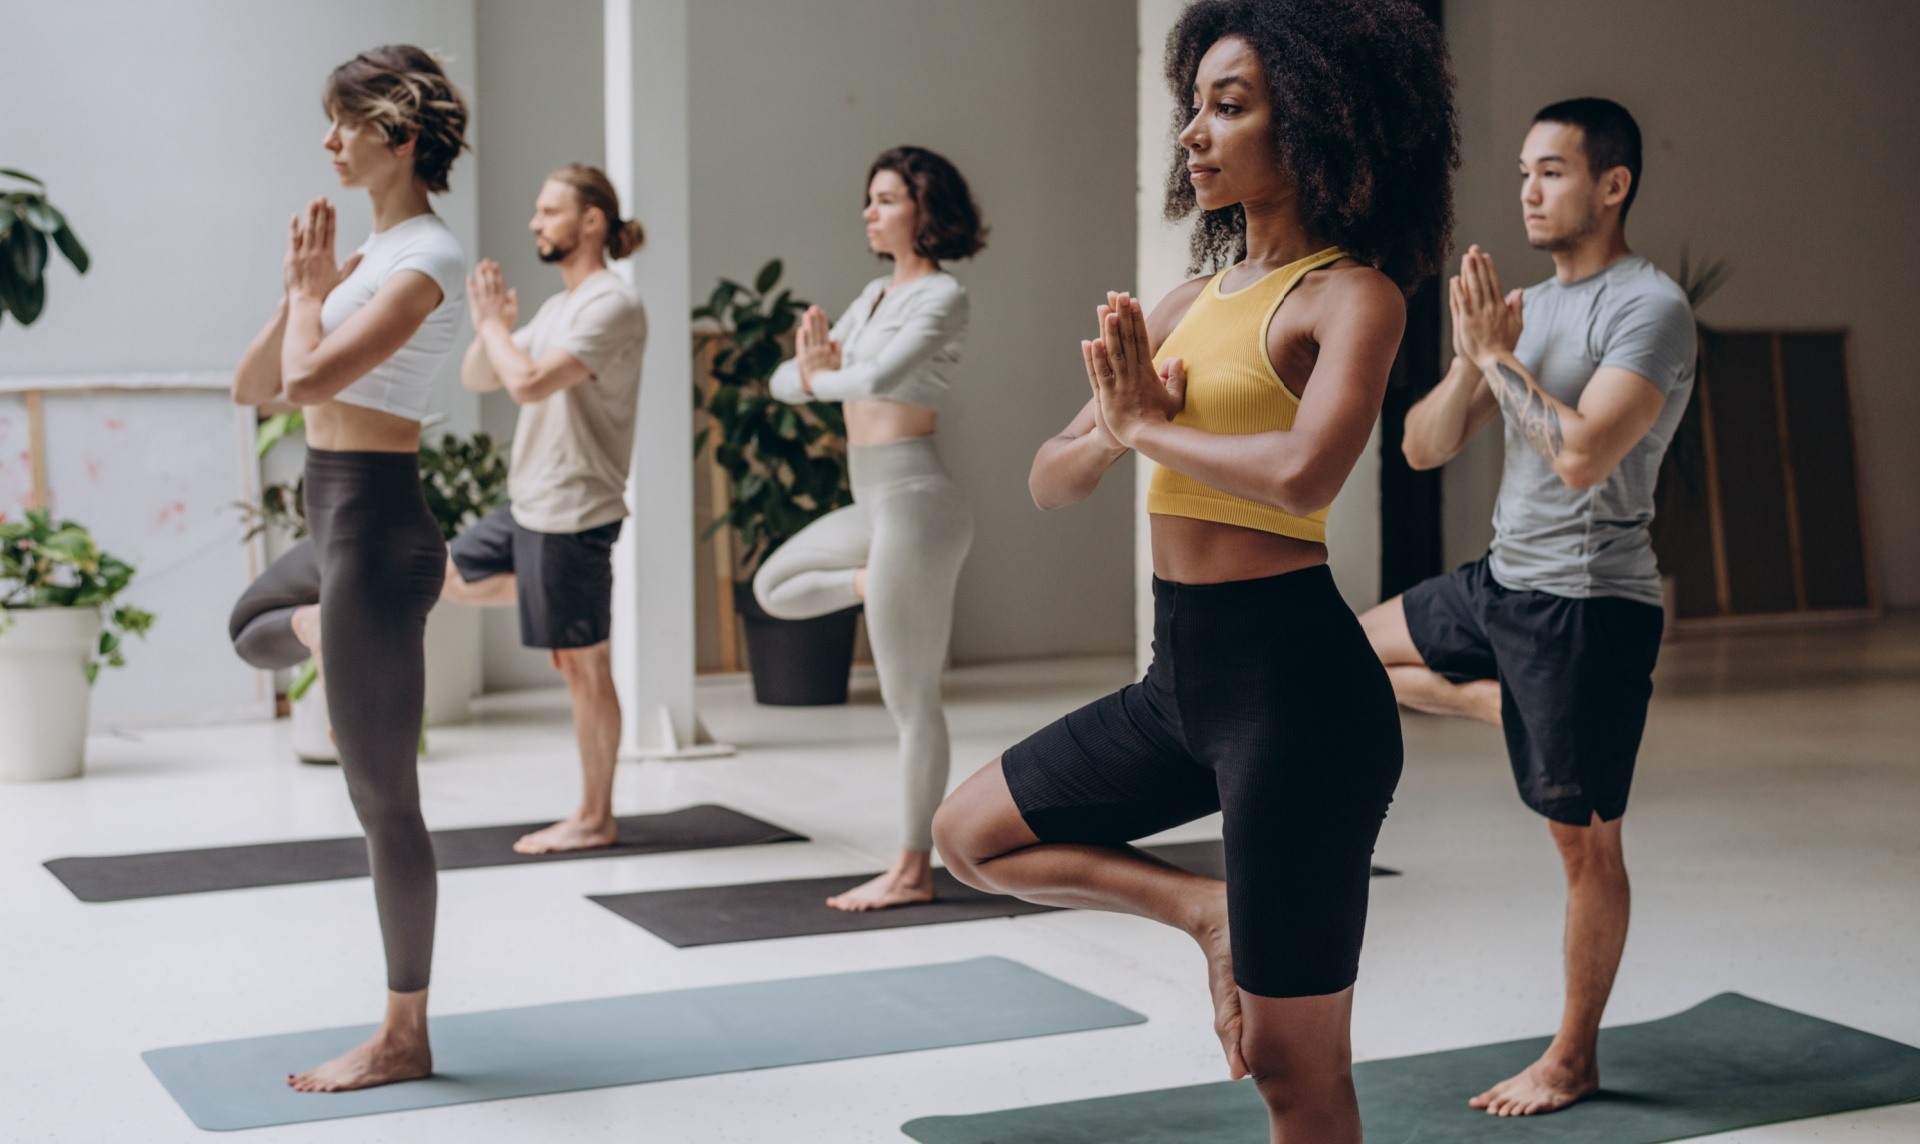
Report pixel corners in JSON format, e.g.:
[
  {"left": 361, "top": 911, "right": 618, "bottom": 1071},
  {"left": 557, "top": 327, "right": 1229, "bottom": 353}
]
[{"left": 930, "top": 801, "right": 992, "bottom": 891}]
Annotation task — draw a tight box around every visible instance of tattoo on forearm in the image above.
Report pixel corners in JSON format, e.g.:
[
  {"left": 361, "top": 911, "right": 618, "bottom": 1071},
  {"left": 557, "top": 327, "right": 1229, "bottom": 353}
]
[{"left": 1490, "top": 362, "right": 1563, "bottom": 460}]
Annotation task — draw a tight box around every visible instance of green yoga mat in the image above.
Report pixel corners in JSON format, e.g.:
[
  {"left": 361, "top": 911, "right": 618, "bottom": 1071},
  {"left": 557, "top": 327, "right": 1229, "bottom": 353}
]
[
  {"left": 903, "top": 993, "right": 1920, "bottom": 1143},
  {"left": 143, "top": 956, "right": 1144, "bottom": 1131}
]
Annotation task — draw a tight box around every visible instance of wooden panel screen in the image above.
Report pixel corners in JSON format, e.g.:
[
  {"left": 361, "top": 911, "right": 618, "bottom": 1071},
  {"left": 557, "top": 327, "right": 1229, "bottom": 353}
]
[{"left": 1652, "top": 329, "right": 1875, "bottom": 622}]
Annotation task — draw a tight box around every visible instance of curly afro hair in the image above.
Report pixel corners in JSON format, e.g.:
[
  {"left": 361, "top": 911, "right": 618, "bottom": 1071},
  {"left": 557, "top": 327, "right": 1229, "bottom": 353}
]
[
  {"left": 1164, "top": 0, "right": 1458, "bottom": 293},
  {"left": 324, "top": 45, "right": 471, "bottom": 195}
]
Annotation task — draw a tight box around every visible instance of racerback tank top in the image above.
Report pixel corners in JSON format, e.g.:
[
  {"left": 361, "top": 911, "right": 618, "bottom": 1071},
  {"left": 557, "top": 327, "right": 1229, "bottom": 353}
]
[{"left": 1148, "top": 246, "right": 1346, "bottom": 543}]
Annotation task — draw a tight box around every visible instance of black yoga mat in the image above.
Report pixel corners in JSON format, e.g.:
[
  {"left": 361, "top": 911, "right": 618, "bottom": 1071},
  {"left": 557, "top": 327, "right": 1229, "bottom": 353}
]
[
  {"left": 46, "top": 804, "right": 805, "bottom": 902},
  {"left": 589, "top": 839, "right": 1398, "bottom": 947},
  {"left": 902, "top": 992, "right": 1920, "bottom": 1144}
]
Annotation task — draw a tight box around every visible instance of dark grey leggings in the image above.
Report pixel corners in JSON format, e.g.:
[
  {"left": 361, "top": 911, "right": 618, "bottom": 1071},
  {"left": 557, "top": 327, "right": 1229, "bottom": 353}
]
[{"left": 229, "top": 448, "right": 446, "bottom": 993}]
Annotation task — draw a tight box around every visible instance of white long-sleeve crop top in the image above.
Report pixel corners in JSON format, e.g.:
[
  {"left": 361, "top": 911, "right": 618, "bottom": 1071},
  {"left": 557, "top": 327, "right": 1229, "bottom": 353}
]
[
  {"left": 769, "top": 271, "right": 967, "bottom": 410},
  {"left": 321, "top": 213, "right": 468, "bottom": 421}
]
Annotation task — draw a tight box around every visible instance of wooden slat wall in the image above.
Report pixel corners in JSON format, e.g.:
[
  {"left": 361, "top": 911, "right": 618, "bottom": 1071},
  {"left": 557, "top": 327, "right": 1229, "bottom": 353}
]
[{"left": 1655, "top": 328, "right": 1875, "bottom": 623}]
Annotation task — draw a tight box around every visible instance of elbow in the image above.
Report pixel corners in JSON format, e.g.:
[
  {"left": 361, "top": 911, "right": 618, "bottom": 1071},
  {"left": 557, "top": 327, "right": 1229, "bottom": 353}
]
[
  {"left": 1268, "top": 463, "right": 1338, "bottom": 519},
  {"left": 1401, "top": 438, "right": 1445, "bottom": 472},
  {"left": 1555, "top": 455, "right": 1608, "bottom": 490},
  {"left": 280, "top": 371, "right": 328, "bottom": 406}
]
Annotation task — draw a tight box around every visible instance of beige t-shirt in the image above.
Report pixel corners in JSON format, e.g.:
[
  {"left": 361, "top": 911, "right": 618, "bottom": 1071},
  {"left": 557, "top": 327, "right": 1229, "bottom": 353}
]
[{"left": 507, "top": 270, "right": 648, "bottom": 534}]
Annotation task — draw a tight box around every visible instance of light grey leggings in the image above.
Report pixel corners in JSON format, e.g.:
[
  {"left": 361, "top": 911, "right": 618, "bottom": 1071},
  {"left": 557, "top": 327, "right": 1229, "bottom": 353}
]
[
  {"left": 228, "top": 449, "right": 446, "bottom": 993},
  {"left": 753, "top": 437, "right": 973, "bottom": 850}
]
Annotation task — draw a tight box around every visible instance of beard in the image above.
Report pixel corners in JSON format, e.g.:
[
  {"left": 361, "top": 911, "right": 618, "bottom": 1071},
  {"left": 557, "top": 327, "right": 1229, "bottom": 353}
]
[
  {"left": 1528, "top": 205, "right": 1601, "bottom": 253},
  {"left": 536, "top": 236, "right": 576, "bottom": 263}
]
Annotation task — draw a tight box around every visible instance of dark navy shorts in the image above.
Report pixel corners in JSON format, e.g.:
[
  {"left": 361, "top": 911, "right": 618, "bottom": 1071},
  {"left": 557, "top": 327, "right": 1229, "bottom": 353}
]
[
  {"left": 1001, "top": 565, "right": 1404, "bottom": 999},
  {"left": 448, "top": 506, "right": 621, "bottom": 650},
  {"left": 1402, "top": 556, "right": 1664, "bottom": 825}
]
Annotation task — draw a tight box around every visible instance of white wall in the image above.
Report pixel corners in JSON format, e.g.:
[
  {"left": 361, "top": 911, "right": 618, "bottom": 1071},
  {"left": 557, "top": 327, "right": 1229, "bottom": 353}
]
[
  {"left": 472, "top": 0, "right": 606, "bottom": 691},
  {"left": 0, "top": 0, "right": 478, "bottom": 426},
  {"left": 688, "top": 0, "right": 1140, "bottom": 665},
  {"left": 1442, "top": 0, "right": 1920, "bottom": 608}
]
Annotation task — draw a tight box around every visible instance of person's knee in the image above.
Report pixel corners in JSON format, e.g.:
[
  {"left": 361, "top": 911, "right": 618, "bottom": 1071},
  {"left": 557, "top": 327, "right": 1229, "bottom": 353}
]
[
  {"left": 552, "top": 643, "right": 613, "bottom": 685},
  {"left": 1358, "top": 596, "right": 1417, "bottom": 665},
  {"left": 931, "top": 788, "right": 1006, "bottom": 891},
  {"left": 1551, "top": 816, "right": 1626, "bottom": 878},
  {"left": 1242, "top": 1037, "right": 1352, "bottom": 1102}
]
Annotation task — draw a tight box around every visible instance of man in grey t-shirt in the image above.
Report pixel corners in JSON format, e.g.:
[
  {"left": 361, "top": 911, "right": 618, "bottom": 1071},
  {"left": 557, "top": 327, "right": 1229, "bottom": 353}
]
[{"left": 1362, "top": 99, "right": 1696, "bottom": 1118}]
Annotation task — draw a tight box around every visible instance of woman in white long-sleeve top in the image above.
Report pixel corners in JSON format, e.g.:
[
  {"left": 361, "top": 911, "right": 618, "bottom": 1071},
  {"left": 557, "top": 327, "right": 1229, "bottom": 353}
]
[{"left": 757, "top": 145, "right": 985, "bottom": 912}]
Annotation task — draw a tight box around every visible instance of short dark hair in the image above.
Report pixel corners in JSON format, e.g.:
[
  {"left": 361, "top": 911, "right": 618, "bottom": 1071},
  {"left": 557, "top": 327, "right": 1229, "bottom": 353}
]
[
  {"left": 1164, "top": 0, "right": 1459, "bottom": 292},
  {"left": 1532, "top": 97, "right": 1642, "bottom": 221},
  {"left": 324, "top": 45, "right": 470, "bottom": 195},
  {"left": 867, "top": 146, "right": 987, "bottom": 262}
]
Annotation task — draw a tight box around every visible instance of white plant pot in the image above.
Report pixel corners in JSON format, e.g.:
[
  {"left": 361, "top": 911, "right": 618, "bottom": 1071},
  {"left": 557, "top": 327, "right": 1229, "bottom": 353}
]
[
  {"left": 0, "top": 607, "right": 103, "bottom": 782},
  {"left": 424, "top": 601, "right": 481, "bottom": 728},
  {"left": 289, "top": 676, "right": 338, "bottom": 764}
]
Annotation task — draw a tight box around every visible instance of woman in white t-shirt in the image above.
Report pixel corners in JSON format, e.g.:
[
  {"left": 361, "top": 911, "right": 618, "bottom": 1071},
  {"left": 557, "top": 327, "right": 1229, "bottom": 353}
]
[{"left": 227, "top": 45, "right": 468, "bottom": 1094}]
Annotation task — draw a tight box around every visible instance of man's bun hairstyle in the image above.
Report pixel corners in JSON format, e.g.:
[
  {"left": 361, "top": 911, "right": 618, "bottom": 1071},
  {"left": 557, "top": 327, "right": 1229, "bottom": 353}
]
[{"left": 549, "top": 164, "right": 645, "bottom": 260}]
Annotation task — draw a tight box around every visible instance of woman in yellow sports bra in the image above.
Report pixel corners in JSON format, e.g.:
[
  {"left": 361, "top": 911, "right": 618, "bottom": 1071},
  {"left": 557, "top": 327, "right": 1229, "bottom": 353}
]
[{"left": 933, "top": 2, "right": 1457, "bottom": 1140}]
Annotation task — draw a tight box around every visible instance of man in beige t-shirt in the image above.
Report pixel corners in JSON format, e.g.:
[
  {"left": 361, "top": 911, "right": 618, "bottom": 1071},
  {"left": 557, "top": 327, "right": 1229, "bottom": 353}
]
[{"left": 446, "top": 165, "right": 647, "bottom": 854}]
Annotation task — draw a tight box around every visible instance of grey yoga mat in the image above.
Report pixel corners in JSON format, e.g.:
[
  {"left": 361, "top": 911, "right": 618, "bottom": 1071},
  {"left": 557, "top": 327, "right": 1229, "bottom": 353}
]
[
  {"left": 902, "top": 992, "right": 1920, "bottom": 1144},
  {"left": 590, "top": 839, "right": 1397, "bottom": 946},
  {"left": 46, "top": 804, "right": 803, "bottom": 902},
  {"left": 143, "top": 956, "right": 1145, "bottom": 1132}
]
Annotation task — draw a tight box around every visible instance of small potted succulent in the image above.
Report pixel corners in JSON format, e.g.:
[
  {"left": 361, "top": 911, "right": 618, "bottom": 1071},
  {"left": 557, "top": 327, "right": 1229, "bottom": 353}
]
[
  {"left": 693, "top": 260, "right": 860, "bottom": 705},
  {"left": 0, "top": 511, "right": 155, "bottom": 781}
]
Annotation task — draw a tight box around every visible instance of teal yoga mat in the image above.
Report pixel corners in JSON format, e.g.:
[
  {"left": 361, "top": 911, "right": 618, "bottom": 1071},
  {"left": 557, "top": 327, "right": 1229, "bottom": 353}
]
[
  {"left": 903, "top": 992, "right": 1920, "bottom": 1143},
  {"left": 143, "top": 957, "right": 1144, "bottom": 1131}
]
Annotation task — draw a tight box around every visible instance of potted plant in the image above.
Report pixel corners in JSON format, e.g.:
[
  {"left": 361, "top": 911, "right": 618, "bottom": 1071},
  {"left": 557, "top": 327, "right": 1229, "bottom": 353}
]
[
  {"left": 243, "top": 416, "right": 509, "bottom": 755},
  {"left": 1, "top": 168, "right": 89, "bottom": 326},
  {"left": 693, "top": 260, "right": 859, "bottom": 705},
  {"left": 0, "top": 511, "right": 155, "bottom": 781}
]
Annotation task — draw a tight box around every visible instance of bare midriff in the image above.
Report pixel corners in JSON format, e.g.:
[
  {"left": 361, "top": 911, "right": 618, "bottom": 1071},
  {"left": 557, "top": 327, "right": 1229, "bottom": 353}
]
[
  {"left": 304, "top": 400, "right": 424, "bottom": 453},
  {"left": 1150, "top": 515, "right": 1328, "bottom": 584},
  {"left": 844, "top": 399, "right": 938, "bottom": 448}
]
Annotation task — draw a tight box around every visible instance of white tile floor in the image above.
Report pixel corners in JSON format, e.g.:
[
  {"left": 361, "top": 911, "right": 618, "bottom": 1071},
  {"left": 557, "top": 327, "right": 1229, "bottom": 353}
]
[{"left": 4, "top": 619, "right": 1918, "bottom": 1142}]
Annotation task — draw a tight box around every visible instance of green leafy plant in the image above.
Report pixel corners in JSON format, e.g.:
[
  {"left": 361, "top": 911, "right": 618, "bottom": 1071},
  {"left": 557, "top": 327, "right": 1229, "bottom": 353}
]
[
  {"left": 0, "top": 509, "right": 156, "bottom": 682},
  {"left": 419, "top": 430, "right": 509, "bottom": 542},
  {"left": 692, "top": 259, "right": 850, "bottom": 577},
  {"left": 1, "top": 169, "right": 89, "bottom": 327}
]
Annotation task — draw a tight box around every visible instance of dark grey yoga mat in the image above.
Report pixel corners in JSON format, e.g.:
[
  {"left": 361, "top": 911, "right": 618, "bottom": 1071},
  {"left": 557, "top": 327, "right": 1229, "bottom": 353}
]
[
  {"left": 142, "top": 956, "right": 1145, "bottom": 1131},
  {"left": 902, "top": 992, "right": 1920, "bottom": 1143},
  {"left": 590, "top": 839, "right": 1397, "bottom": 947},
  {"left": 46, "top": 804, "right": 804, "bottom": 902}
]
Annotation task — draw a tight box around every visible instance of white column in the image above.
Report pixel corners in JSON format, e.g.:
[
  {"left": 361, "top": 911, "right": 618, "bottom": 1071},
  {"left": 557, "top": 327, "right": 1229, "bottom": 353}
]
[{"left": 605, "top": 0, "right": 730, "bottom": 758}]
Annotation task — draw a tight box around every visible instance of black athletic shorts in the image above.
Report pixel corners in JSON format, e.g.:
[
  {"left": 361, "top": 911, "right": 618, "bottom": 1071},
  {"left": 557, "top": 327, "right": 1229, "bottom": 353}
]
[
  {"left": 1402, "top": 555, "right": 1664, "bottom": 825},
  {"left": 1001, "top": 565, "right": 1404, "bottom": 999},
  {"left": 447, "top": 506, "right": 621, "bottom": 650}
]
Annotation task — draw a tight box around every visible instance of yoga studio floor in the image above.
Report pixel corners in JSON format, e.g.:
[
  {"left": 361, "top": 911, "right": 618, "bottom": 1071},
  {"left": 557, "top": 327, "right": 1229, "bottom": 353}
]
[{"left": 6, "top": 616, "right": 1918, "bottom": 1142}]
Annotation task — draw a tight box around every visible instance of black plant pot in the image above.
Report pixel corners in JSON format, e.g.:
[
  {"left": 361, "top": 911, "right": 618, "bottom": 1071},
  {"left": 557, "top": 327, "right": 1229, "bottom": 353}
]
[{"left": 733, "top": 582, "right": 861, "bottom": 706}]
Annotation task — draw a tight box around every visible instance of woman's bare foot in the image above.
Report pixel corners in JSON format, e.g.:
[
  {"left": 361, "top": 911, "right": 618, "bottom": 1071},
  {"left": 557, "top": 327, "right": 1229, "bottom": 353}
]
[
  {"left": 290, "top": 604, "right": 323, "bottom": 669},
  {"left": 1469, "top": 1052, "right": 1598, "bottom": 1116},
  {"left": 1189, "top": 883, "right": 1247, "bottom": 1079},
  {"left": 513, "top": 814, "right": 619, "bottom": 855},
  {"left": 826, "top": 848, "right": 935, "bottom": 911},
  {"left": 287, "top": 990, "right": 431, "bottom": 1094}
]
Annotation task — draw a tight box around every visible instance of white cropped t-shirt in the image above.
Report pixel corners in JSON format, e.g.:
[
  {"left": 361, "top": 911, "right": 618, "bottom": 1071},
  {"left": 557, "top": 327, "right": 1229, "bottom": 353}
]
[
  {"left": 769, "top": 271, "right": 967, "bottom": 411},
  {"left": 321, "top": 213, "right": 468, "bottom": 420}
]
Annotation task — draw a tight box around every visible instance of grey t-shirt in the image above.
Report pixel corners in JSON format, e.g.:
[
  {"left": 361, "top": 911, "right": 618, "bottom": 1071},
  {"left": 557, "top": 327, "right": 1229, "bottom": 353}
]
[{"left": 1489, "top": 254, "right": 1696, "bottom": 607}]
